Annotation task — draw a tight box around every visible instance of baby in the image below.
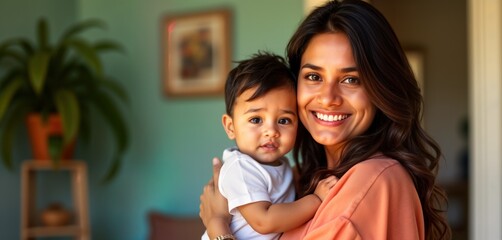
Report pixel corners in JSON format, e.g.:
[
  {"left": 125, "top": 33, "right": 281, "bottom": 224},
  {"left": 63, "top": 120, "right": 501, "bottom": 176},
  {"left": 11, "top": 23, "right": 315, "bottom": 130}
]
[{"left": 202, "top": 52, "right": 336, "bottom": 240}]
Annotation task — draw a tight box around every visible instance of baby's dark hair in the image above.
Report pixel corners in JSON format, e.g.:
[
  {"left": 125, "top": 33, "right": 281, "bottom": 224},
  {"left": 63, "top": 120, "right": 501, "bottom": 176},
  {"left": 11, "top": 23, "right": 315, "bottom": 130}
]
[{"left": 224, "top": 51, "right": 296, "bottom": 116}]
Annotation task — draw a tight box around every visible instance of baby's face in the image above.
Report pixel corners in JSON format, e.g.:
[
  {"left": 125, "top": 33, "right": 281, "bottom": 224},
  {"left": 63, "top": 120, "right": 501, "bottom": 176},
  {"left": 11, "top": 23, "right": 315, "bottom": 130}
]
[{"left": 224, "top": 86, "right": 298, "bottom": 166}]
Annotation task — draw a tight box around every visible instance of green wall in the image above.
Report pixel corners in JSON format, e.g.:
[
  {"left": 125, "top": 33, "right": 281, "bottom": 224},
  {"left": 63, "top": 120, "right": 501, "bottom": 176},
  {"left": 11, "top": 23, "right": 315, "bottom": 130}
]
[
  {"left": 0, "top": 0, "right": 303, "bottom": 239},
  {"left": 0, "top": 1, "right": 77, "bottom": 239}
]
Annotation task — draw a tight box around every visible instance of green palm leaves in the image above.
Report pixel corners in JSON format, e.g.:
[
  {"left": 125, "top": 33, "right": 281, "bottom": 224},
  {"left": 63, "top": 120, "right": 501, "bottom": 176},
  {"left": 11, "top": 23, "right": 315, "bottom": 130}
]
[{"left": 0, "top": 18, "right": 129, "bottom": 183}]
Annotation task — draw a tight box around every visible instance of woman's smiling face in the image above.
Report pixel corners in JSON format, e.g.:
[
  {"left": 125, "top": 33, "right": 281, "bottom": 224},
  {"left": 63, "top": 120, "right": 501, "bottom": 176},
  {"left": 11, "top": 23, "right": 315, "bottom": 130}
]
[{"left": 297, "top": 32, "right": 376, "bottom": 162}]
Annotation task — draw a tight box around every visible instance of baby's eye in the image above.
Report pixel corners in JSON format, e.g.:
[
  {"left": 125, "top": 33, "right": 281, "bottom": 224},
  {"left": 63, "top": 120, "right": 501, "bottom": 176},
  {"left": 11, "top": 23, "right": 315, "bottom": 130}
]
[
  {"left": 249, "top": 117, "right": 262, "bottom": 124},
  {"left": 278, "top": 118, "right": 292, "bottom": 125},
  {"left": 305, "top": 73, "right": 321, "bottom": 81}
]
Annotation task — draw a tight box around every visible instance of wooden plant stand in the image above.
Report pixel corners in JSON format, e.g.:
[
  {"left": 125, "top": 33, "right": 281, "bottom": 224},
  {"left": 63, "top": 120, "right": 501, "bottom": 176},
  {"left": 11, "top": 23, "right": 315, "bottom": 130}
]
[{"left": 20, "top": 160, "right": 90, "bottom": 240}]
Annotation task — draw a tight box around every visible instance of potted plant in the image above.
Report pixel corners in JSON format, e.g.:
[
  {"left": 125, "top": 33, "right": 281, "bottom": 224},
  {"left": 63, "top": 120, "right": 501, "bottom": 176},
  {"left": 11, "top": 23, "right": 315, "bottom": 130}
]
[{"left": 0, "top": 18, "right": 129, "bottom": 182}]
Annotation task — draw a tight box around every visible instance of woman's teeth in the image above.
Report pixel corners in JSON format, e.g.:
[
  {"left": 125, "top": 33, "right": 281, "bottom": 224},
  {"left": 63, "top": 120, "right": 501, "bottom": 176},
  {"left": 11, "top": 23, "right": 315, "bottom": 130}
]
[{"left": 315, "top": 113, "right": 348, "bottom": 122}]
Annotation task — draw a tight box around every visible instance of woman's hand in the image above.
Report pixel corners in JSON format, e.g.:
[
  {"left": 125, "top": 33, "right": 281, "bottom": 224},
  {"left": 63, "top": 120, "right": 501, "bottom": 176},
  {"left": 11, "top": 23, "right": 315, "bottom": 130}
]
[{"left": 200, "top": 157, "right": 232, "bottom": 238}]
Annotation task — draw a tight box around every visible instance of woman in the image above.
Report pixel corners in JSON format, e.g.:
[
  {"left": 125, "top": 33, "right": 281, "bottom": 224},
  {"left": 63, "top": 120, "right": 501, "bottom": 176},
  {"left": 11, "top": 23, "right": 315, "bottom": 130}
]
[{"left": 200, "top": 0, "right": 451, "bottom": 239}]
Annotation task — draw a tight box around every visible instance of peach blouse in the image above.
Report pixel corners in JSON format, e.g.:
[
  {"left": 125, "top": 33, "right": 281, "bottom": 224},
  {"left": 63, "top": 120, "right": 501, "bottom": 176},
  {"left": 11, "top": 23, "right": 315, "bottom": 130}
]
[{"left": 281, "top": 157, "right": 424, "bottom": 240}]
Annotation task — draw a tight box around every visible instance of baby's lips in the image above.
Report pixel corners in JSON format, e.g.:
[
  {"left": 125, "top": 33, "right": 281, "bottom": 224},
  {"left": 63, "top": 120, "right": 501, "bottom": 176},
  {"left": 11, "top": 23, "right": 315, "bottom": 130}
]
[{"left": 261, "top": 141, "right": 278, "bottom": 148}]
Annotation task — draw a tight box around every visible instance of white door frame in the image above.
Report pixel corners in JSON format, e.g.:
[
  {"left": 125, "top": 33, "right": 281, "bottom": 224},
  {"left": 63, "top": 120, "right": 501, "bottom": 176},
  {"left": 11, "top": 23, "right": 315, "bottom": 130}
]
[{"left": 469, "top": 0, "right": 502, "bottom": 239}]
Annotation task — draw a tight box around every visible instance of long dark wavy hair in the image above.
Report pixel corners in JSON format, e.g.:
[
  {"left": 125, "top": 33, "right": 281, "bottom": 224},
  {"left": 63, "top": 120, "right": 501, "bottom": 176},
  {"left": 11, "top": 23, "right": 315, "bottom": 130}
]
[{"left": 286, "top": 0, "right": 451, "bottom": 239}]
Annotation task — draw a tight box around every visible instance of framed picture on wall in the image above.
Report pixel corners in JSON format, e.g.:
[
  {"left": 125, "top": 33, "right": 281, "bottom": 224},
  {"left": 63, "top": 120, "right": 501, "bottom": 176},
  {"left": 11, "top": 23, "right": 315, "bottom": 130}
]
[{"left": 162, "top": 9, "right": 231, "bottom": 97}]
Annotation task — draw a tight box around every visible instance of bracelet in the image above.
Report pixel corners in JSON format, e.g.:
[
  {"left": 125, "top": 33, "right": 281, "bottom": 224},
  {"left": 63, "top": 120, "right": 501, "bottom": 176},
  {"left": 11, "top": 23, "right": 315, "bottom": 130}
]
[
  {"left": 214, "top": 234, "right": 236, "bottom": 240},
  {"left": 312, "top": 193, "right": 322, "bottom": 202}
]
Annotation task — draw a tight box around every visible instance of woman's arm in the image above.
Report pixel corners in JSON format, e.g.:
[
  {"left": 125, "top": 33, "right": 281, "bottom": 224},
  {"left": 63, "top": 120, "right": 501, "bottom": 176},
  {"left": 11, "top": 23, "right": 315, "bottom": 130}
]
[
  {"left": 238, "top": 175, "right": 337, "bottom": 234},
  {"left": 200, "top": 158, "right": 233, "bottom": 239}
]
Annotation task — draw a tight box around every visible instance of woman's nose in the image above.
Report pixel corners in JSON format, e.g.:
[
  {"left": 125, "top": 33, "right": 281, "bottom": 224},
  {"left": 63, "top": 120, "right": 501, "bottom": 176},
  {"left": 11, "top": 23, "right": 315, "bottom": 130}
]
[{"left": 316, "top": 84, "right": 342, "bottom": 106}]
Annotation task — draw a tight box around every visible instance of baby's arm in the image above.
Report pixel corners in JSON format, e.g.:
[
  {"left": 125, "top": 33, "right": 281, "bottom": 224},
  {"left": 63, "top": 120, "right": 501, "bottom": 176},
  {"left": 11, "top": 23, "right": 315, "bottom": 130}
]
[{"left": 238, "top": 175, "right": 338, "bottom": 234}]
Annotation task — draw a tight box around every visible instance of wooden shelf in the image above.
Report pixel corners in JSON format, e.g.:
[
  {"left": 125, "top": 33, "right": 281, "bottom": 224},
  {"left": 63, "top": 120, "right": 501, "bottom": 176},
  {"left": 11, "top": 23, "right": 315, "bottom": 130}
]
[
  {"left": 21, "top": 160, "right": 90, "bottom": 240},
  {"left": 25, "top": 225, "right": 81, "bottom": 237}
]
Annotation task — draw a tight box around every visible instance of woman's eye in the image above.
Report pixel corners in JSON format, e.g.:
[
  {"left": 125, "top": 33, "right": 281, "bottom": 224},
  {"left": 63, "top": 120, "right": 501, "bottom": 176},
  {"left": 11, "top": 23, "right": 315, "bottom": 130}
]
[
  {"left": 342, "top": 77, "right": 360, "bottom": 84},
  {"left": 278, "top": 118, "right": 292, "bottom": 125},
  {"left": 249, "top": 118, "right": 262, "bottom": 124},
  {"left": 305, "top": 73, "right": 321, "bottom": 81}
]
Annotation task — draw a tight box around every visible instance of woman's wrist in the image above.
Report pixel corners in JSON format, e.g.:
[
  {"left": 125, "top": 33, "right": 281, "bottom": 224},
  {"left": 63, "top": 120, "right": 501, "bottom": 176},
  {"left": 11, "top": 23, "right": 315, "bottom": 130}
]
[
  {"left": 207, "top": 217, "right": 233, "bottom": 240},
  {"left": 213, "top": 234, "right": 236, "bottom": 240}
]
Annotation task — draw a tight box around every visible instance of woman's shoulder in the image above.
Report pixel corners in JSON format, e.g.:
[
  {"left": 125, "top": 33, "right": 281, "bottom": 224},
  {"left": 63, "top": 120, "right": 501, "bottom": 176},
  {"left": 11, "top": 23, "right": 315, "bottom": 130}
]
[
  {"left": 325, "top": 156, "right": 422, "bottom": 239},
  {"left": 340, "top": 155, "right": 413, "bottom": 191},
  {"left": 355, "top": 154, "right": 398, "bottom": 167},
  {"left": 350, "top": 155, "right": 405, "bottom": 178}
]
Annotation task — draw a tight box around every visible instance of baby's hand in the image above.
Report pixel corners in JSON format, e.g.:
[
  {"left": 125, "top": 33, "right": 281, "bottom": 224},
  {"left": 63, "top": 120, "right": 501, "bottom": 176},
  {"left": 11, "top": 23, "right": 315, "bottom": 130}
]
[{"left": 313, "top": 175, "right": 338, "bottom": 201}]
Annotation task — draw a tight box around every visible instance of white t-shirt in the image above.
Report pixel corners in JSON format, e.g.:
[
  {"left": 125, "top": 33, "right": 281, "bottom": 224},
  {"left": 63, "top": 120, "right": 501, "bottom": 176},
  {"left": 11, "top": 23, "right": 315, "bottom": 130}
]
[{"left": 202, "top": 147, "right": 295, "bottom": 240}]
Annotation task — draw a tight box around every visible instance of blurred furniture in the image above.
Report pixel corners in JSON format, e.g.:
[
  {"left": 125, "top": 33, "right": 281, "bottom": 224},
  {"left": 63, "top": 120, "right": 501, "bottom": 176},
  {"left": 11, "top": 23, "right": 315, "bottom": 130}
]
[
  {"left": 442, "top": 180, "right": 469, "bottom": 240},
  {"left": 20, "top": 160, "right": 90, "bottom": 240},
  {"left": 148, "top": 211, "right": 205, "bottom": 240}
]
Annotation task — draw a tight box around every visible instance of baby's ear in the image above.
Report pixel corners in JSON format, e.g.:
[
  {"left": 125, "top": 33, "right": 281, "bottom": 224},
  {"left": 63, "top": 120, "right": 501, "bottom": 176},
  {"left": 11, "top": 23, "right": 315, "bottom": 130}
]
[{"left": 222, "top": 114, "right": 236, "bottom": 139}]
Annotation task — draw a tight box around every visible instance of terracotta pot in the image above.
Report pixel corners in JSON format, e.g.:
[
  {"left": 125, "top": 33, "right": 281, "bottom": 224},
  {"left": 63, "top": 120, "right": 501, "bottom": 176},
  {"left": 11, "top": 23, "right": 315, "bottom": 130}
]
[{"left": 26, "top": 113, "right": 76, "bottom": 161}]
